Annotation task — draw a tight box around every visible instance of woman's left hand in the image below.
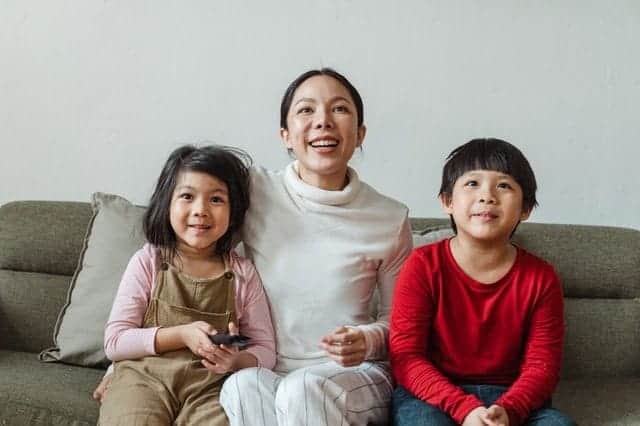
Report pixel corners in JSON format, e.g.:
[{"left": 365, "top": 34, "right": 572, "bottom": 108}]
[{"left": 320, "top": 326, "right": 367, "bottom": 367}]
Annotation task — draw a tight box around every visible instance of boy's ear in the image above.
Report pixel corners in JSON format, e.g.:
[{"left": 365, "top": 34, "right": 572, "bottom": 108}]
[
  {"left": 520, "top": 208, "right": 532, "bottom": 222},
  {"left": 440, "top": 194, "right": 453, "bottom": 214}
]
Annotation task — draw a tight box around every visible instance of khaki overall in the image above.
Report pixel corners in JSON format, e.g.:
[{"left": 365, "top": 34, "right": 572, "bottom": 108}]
[{"left": 99, "top": 259, "right": 236, "bottom": 426}]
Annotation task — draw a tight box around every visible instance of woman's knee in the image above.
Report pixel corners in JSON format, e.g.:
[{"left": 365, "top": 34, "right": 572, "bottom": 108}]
[{"left": 221, "top": 367, "right": 264, "bottom": 405}]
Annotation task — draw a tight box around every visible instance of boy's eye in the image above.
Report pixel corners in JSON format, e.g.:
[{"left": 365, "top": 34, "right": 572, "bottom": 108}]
[
  {"left": 498, "top": 182, "right": 513, "bottom": 189},
  {"left": 210, "top": 196, "right": 226, "bottom": 203},
  {"left": 464, "top": 180, "right": 478, "bottom": 187}
]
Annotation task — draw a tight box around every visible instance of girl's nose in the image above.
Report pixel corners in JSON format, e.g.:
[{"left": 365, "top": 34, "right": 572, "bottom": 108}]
[{"left": 192, "top": 199, "right": 209, "bottom": 216}]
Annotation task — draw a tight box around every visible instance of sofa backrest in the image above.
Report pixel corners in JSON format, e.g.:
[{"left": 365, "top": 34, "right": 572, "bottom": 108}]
[
  {"left": 1, "top": 201, "right": 638, "bottom": 379},
  {"left": 0, "top": 201, "right": 93, "bottom": 353}
]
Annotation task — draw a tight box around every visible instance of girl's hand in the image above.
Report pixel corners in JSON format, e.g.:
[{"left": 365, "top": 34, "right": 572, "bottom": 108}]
[
  {"left": 199, "top": 322, "right": 252, "bottom": 374},
  {"left": 180, "top": 320, "right": 217, "bottom": 355},
  {"left": 320, "top": 326, "right": 367, "bottom": 367},
  {"left": 92, "top": 373, "right": 113, "bottom": 403}
]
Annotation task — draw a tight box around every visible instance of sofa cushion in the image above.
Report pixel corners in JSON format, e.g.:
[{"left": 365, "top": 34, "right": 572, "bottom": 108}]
[
  {"left": 0, "top": 270, "right": 70, "bottom": 353},
  {"left": 40, "top": 193, "right": 145, "bottom": 367},
  {"left": 553, "top": 378, "right": 640, "bottom": 425},
  {"left": 0, "top": 350, "right": 101, "bottom": 424},
  {"left": 0, "top": 201, "right": 92, "bottom": 276}
]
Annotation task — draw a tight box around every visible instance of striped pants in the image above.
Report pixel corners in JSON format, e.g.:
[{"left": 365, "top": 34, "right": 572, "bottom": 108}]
[{"left": 220, "top": 361, "right": 393, "bottom": 426}]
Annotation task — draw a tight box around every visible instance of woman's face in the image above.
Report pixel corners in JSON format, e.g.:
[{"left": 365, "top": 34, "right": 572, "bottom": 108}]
[{"left": 280, "top": 75, "right": 366, "bottom": 190}]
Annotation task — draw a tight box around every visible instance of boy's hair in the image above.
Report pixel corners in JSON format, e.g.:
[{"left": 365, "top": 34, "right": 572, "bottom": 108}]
[
  {"left": 438, "top": 138, "right": 538, "bottom": 234},
  {"left": 143, "top": 144, "right": 252, "bottom": 259},
  {"left": 279, "top": 67, "right": 364, "bottom": 130}
]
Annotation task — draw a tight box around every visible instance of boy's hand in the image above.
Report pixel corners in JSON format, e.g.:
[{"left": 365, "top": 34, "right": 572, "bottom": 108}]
[
  {"left": 320, "top": 326, "right": 367, "bottom": 367},
  {"left": 180, "top": 320, "right": 217, "bottom": 355},
  {"left": 462, "top": 406, "right": 489, "bottom": 426},
  {"left": 482, "top": 405, "right": 509, "bottom": 426}
]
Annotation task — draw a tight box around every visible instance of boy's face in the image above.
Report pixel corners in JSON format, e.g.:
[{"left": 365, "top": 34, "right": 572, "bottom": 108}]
[{"left": 441, "top": 169, "right": 531, "bottom": 243}]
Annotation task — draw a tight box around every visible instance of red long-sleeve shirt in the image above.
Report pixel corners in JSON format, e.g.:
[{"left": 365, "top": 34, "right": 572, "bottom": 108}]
[{"left": 390, "top": 239, "right": 564, "bottom": 425}]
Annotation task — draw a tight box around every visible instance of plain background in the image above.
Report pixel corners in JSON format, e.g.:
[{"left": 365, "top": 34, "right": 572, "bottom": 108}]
[{"left": 1, "top": 1, "right": 638, "bottom": 229}]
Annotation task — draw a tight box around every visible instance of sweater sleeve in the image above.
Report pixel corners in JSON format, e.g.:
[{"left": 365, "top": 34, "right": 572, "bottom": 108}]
[
  {"left": 356, "top": 215, "right": 413, "bottom": 361},
  {"left": 389, "top": 248, "right": 484, "bottom": 424},
  {"left": 103, "top": 245, "right": 160, "bottom": 361},
  {"left": 232, "top": 254, "right": 277, "bottom": 369},
  {"left": 495, "top": 270, "right": 565, "bottom": 426}
]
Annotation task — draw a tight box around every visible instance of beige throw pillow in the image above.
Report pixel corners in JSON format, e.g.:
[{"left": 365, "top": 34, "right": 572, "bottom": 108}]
[{"left": 39, "top": 193, "right": 145, "bottom": 367}]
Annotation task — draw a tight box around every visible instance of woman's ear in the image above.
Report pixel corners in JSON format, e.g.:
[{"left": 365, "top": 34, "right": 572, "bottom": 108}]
[
  {"left": 356, "top": 125, "right": 367, "bottom": 148},
  {"left": 280, "top": 128, "right": 292, "bottom": 149}
]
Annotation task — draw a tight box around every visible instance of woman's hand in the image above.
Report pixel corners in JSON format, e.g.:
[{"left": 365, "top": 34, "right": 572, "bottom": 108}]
[
  {"left": 320, "top": 326, "right": 367, "bottom": 367},
  {"left": 92, "top": 373, "right": 113, "bottom": 403}
]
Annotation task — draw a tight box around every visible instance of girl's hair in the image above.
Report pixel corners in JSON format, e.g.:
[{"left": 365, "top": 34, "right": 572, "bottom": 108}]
[
  {"left": 143, "top": 145, "right": 252, "bottom": 259},
  {"left": 279, "top": 67, "right": 364, "bottom": 130},
  {"left": 438, "top": 138, "right": 538, "bottom": 233}
]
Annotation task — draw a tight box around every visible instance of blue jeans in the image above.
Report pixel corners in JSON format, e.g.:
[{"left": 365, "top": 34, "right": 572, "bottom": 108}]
[{"left": 391, "top": 385, "right": 576, "bottom": 426}]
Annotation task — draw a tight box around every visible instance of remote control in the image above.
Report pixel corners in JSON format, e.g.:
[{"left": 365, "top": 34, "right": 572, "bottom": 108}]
[{"left": 209, "top": 333, "right": 251, "bottom": 348}]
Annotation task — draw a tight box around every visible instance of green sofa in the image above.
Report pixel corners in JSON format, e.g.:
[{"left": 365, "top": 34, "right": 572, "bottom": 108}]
[{"left": 0, "top": 201, "right": 639, "bottom": 425}]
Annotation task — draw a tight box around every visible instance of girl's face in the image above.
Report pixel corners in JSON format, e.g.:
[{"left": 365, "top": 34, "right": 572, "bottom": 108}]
[
  {"left": 280, "top": 75, "right": 366, "bottom": 190},
  {"left": 169, "top": 170, "right": 230, "bottom": 257}
]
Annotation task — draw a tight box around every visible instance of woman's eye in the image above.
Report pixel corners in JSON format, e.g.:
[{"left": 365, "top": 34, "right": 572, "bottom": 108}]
[
  {"left": 333, "top": 105, "right": 349, "bottom": 113},
  {"left": 297, "top": 106, "right": 312, "bottom": 114}
]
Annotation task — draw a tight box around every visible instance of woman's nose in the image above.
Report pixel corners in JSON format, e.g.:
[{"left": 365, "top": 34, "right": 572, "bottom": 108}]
[{"left": 313, "top": 110, "right": 333, "bottom": 129}]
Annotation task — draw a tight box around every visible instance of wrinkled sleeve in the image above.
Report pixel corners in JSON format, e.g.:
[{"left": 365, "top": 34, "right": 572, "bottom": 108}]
[
  {"left": 390, "top": 249, "right": 483, "bottom": 424},
  {"left": 357, "top": 214, "right": 413, "bottom": 361},
  {"left": 234, "top": 255, "right": 276, "bottom": 369},
  {"left": 104, "top": 246, "right": 160, "bottom": 361},
  {"left": 495, "top": 270, "right": 565, "bottom": 426}
]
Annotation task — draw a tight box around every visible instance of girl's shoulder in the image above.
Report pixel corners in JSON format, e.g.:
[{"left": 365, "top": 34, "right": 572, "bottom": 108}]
[{"left": 228, "top": 250, "right": 258, "bottom": 278}]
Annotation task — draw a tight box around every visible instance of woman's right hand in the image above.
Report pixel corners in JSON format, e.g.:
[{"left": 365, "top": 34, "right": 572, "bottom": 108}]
[{"left": 92, "top": 373, "right": 113, "bottom": 403}]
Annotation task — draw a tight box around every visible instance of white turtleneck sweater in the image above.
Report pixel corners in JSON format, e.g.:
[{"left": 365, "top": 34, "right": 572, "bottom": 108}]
[{"left": 242, "top": 162, "right": 412, "bottom": 373}]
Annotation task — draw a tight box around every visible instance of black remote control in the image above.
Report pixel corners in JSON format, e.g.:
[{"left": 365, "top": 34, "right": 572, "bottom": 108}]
[{"left": 209, "top": 333, "right": 251, "bottom": 348}]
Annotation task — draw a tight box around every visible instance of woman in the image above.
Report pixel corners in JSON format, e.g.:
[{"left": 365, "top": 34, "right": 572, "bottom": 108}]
[{"left": 95, "top": 68, "right": 412, "bottom": 425}]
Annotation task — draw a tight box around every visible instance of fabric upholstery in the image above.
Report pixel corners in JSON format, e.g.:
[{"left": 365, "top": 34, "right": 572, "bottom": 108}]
[
  {"left": 39, "top": 193, "right": 146, "bottom": 367},
  {"left": 0, "top": 270, "right": 70, "bottom": 352},
  {"left": 0, "top": 350, "right": 102, "bottom": 424},
  {"left": 0, "top": 201, "right": 92, "bottom": 276}
]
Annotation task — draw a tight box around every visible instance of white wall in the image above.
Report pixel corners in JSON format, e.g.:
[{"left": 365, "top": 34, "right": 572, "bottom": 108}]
[{"left": 2, "top": 1, "right": 639, "bottom": 229}]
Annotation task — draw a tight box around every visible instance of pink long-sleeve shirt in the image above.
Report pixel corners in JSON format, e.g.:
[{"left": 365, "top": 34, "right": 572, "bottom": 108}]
[{"left": 104, "top": 243, "right": 276, "bottom": 369}]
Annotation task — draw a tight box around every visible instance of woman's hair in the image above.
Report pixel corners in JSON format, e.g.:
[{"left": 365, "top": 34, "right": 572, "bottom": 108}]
[
  {"left": 438, "top": 138, "right": 538, "bottom": 233},
  {"left": 143, "top": 144, "right": 252, "bottom": 259},
  {"left": 279, "top": 67, "right": 364, "bottom": 130}
]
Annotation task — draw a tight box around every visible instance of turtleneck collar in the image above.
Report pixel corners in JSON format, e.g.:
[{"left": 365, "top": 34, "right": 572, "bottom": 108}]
[{"left": 283, "top": 161, "right": 361, "bottom": 206}]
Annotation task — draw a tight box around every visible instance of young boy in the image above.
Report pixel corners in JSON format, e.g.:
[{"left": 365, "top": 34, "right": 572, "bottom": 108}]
[{"left": 389, "top": 139, "right": 575, "bottom": 426}]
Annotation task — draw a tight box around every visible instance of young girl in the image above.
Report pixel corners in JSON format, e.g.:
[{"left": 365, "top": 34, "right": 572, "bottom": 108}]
[{"left": 98, "top": 145, "right": 276, "bottom": 425}]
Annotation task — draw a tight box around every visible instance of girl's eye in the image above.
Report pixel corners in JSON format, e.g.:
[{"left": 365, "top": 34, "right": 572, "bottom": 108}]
[
  {"left": 210, "top": 196, "right": 226, "bottom": 203},
  {"left": 179, "top": 193, "right": 193, "bottom": 200}
]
